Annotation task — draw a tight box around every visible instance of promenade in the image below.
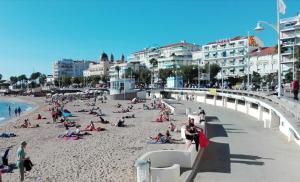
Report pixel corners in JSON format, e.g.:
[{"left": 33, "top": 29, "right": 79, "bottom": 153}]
[{"left": 171, "top": 100, "right": 300, "bottom": 182}]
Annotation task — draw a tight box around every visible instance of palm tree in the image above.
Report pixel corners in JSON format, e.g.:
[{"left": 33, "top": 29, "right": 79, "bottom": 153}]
[
  {"left": 115, "top": 66, "right": 120, "bottom": 79},
  {"left": 10, "top": 76, "right": 18, "bottom": 86},
  {"left": 149, "top": 58, "right": 158, "bottom": 85},
  {"left": 0, "top": 74, "right": 2, "bottom": 80},
  {"left": 18, "top": 74, "right": 28, "bottom": 89}
]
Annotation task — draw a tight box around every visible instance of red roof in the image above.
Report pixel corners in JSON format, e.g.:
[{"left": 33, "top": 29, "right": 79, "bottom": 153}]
[
  {"left": 250, "top": 47, "right": 276, "bottom": 56},
  {"left": 132, "top": 41, "right": 199, "bottom": 54},
  {"left": 206, "top": 36, "right": 251, "bottom": 45}
]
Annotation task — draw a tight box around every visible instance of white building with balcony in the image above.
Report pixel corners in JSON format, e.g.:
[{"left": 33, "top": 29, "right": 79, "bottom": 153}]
[
  {"left": 202, "top": 36, "right": 264, "bottom": 78},
  {"left": 280, "top": 14, "right": 300, "bottom": 67},
  {"left": 53, "top": 59, "right": 95, "bottom": 80},
  {"left": 128, "top": 41, "right": 200, "bottom": 70},
  {"left": 109, "top": 62, "right": 134, "bottom": 79},
  {"left": 249, "top": 47, "right": 278, "bottom": 76}
]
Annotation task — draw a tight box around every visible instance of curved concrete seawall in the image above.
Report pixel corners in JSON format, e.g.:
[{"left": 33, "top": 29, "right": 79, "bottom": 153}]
[{"left": 156, "top": 89, "right": 300, "bottom": 146}]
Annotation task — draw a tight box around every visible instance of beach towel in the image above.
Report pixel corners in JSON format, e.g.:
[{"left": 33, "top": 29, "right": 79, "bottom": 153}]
[
  {"left": 0, "top": 133, "right": 16, "bottom": 138},
  {"left": 199, "top": 131, "right": 209, "bottom": 148},
  {"left": 62, "top": 112, "right": 72, "bottom": 117}
]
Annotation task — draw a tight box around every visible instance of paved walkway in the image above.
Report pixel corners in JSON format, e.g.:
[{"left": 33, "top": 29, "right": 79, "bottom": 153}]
[{"left": 170, "top": 100, "right": 300, "bottom": 182}]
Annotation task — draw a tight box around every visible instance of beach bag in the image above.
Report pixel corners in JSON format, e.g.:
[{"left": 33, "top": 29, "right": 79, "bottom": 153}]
[
  {"left": 199, "top": 131, "right": 209, "bottom": 148},
  {"left": 24, "top": 159, "right": 33, "bottom": 171}
]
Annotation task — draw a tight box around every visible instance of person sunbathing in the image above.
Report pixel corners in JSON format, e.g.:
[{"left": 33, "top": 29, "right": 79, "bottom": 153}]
[
  {"left": 73, "top": 125, "right": 90, "bottom": 136},
  {"left": 77, "top": 109, "right": 89, "bottom": 112},
  {"left": 156, "top": 114, "right": 163, "bottom": 122},
  {"left": 111, "top": 118, "right": 125, "bottom": 127},
  {"left": 168, "top": 123, "right": 178, "bottom": 132},
  {"left": 99, "top": 116, "right": 109, "bottom": 124},
  {"left": 37, "top": 114, "right": 46, "bottom": 120},
  {"left": 123, "top": 114, "right": 135, "bottom": 119},
  {"left": 84, "top": 121, "right": 105, "bottom": 131}
]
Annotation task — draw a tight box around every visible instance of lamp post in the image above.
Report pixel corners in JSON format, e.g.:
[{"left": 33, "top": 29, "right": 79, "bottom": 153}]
[
  {"left": 254, "top": 20, "right": 282, "bottom": 97},
  {"left": 247, "top": 31, "right": 250, "bottom": 91}
]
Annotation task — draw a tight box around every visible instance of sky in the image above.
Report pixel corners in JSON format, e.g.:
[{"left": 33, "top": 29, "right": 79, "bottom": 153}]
[{"left": 0, "top": 0, "right": 299, "bottom": 79}]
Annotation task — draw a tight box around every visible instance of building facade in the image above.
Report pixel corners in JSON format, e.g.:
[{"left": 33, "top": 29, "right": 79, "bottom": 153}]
[
  {"left": 280, "top": 14, "right": 300, "bottom": 72},
  {"left": 128, "top": 41, "right": 200, "bottom": 69},
  {"left": 83, "top": 60, "right": 110, "bottom": 77},
  {"left": 53, "top": 59, "right": 94, "bottom": 80},
  {"left": 249, "top": 47, "right": 278, "bottom": 76},
  {"left": 202, "top": 36, "right": 264, "bottom": 78}
]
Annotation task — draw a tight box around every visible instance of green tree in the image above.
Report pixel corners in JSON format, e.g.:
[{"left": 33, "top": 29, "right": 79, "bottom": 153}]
[
  {"left": 62, "top": 77, "right": 72, "bottom": 86},
  {"left": 0, "top": 74, "right": 2, "bottom": 80},
  {"left": 251, "top": 71, "right": 261, "bottom": 83},
  {"left": 285, "top": 70, "right": 293, "bottom": 83},
  {"left": 159, "top": 68, "right": 174, "bottom": 83},
  {"left": 139, "top": 68, "right": 151, "bottom": 85},
  {"left": 149, "top": 58, "right": 158, "bottom": 84},
  {"left": 18, "top": 74, "right": 28, "bottom": 88},
  {"left": 91, "top": 75, "right": 101, "bottom": 86},
  {"left": 39, "top": 74, "right": 47, "bottom": 86},
  {"left": 180, "top": 65, "right": 198, "bottom": 84},
  {"left": 204, "top": 63, "right": 221, "bottom": 80},
  {"left": 10, "top": 76, "right": 18, "bottom": 85}
]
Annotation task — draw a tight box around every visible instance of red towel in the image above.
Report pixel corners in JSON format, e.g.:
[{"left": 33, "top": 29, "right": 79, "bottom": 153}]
[{"left": 199, "top": 130, "right": 209, "bottom": 148}]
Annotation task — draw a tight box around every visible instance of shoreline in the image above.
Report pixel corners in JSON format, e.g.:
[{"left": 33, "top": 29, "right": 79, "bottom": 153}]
[{"left": 0, "top": 96, "right": 41, "bottom": 127}]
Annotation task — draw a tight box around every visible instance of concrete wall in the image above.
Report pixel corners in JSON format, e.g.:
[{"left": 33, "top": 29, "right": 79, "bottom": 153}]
[{"left": 160, "top": 89, "right": 300, "bottom": 147}]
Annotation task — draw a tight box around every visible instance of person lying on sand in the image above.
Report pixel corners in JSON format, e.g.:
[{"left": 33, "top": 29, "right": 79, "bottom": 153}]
[
  {"left": 111, "top": 118, "right": 125, "bottom": 127},
  {"left": 113, "top": 108, "right": 130, "bottom": 113},
  {"left": 123, "top": 114, "right": 135, "bottom": 119},
  {"left": 84, "top": 121, "right": 105, "bottom": 131},
  {"left": 98, "top": 116, "right": 109, "bottom": 124},
  {"left": 115, "top": 103, "right": 122, "bottom": 108},
  {"left": 76, "top": 109, "right": 89, "bottom": 112},
  {"left": 150, "top": 131, "right": 183, "bottom": 144},
  {"left": 16, "top": 119, "right": 39, "bottom": 128}
]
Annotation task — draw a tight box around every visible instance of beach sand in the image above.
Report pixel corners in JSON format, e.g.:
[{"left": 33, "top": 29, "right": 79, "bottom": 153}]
[{"left": 0, "top": 96, "right": 187, "bottom": 182}]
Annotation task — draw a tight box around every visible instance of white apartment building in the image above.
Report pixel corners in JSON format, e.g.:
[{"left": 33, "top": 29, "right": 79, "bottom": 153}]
[
  {"left": 280, "top": 14, "right": 300, "bottom": 67},
  {"left": 53, "top": 59, "right": 95, "bottom": 80},
  {"left": 83, "top": 60, "right": 110, "bottom": 77},
  {"left": 202, "top": 36, "right": 264, "bottom": 77},
  {"left": 249, "top": 47, "right": 278, "bottom": 76},
  {"left": 128, "top": 41, "right": 200, "bottom": 70}
]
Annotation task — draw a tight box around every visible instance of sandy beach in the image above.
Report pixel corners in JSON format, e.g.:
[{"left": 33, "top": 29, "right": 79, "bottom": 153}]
[{"left": 0, "top": 96, "right": 187, "bottom": 182}]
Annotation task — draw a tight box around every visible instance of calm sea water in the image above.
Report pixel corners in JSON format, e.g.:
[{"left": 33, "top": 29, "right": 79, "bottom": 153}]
[{"left": 0, "top": 99, "right": 33, "bottom": 124}]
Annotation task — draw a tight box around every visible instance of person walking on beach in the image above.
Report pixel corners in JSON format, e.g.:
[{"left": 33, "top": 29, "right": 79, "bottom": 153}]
[
  {"left": 18, "top": 107, "right": 21, "bottom": 116},
  {"left": 16, "top": 141, "right": 29, "bottom": 182},
  {"left": 292, "top": 79, "right": 299, "bottom": 100},
  {"left": 15, "top": 108, "right": 18, "bottom": 117},
  {"left": 8, "top": 106, "right": 11, "bottom": 117}
]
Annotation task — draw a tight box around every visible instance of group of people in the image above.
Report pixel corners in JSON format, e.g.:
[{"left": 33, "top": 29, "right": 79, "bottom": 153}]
[
  {"left": 156, "top": 104, "right": 171, "bottom": 122},
  {"left": 8, "top": 106, "right": 22, "bottom": 117}
]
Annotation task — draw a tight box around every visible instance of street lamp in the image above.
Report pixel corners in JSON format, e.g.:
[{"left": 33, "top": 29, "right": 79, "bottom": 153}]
[{"left": 254, "top": 20, "right": 282, "bottom": 98}]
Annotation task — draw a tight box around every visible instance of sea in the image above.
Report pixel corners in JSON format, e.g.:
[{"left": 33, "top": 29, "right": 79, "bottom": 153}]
[{"left": 0, "top": 99, "right": 33, "bottom": 124}]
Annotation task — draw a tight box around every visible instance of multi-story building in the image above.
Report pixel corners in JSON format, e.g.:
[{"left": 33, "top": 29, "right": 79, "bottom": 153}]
[
  {"left": 128, "top": 41, "right": 200, "bottom": 82},
  {"left": 53, "top": 59, "right": 94, "bottom": 80},
  {"left": 128, "top": 41, "right": 200, "bottom": 69},
  {"left": 83, "top": 59, "right": 110, "bottom": 77},
  {"left": 249, "top": 47, "right": 278, "bottom": 76},
  {"left": 280, "top": 14, "right": 300, "bottom": 69},
  {"left": 202, "top": 36, "right": 264, "bottom": 78}
]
